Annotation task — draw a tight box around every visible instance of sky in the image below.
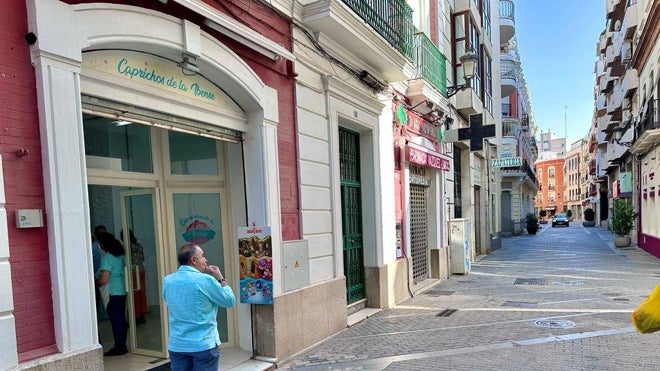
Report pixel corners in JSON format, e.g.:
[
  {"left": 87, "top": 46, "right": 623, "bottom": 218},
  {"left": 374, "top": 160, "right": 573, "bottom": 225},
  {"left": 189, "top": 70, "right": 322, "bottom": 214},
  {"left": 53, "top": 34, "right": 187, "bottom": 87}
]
[{"left": 514, "top": 0, "right": 606, "bottom": 147}]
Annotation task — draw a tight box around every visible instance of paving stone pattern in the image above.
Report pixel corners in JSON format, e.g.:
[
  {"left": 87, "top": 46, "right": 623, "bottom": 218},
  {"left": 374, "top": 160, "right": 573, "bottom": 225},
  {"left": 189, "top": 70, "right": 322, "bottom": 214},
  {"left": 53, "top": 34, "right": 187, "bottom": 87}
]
[{"left": 278, "top": 224, "right": 660, "bottom": 370}]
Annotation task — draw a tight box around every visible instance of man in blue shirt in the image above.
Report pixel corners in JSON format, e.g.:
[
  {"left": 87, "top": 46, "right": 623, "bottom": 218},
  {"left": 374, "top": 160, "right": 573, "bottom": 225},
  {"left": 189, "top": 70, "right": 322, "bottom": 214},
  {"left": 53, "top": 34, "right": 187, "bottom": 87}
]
[{"left": 163, "top": 244, "right": 236, "bottom": 371}]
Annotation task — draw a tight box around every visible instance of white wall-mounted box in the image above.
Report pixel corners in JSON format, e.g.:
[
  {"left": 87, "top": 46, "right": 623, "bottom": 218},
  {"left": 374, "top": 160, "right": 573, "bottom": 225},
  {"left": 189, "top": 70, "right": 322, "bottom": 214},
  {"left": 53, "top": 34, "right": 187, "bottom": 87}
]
[
  {"left": 282, "top": 240, "right": 310, "bottom": 292},
  {"left": 16, "top": 209, "right": 44, "bottom": 228}
]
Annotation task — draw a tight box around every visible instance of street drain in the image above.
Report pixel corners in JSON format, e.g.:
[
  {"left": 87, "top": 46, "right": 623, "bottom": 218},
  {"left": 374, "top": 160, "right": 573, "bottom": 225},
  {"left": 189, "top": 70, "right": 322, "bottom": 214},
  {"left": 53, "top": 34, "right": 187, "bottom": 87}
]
[
  {"left": 437, "top": 309, "right": 457, "bottom": 317},
  {"left": 514, "top": 278, "right": 547, "bottom": 285},
  {"left": 552, "top": 280, "right": 584, "bottom": 286},
  {"left": 502, "top": 301, "right": 537, "bottom": 308},
  {"left": 533, "top": 319, "right": 576, "bottom": 329},
  {"left": 613, "top": 298, "right": 630, "bottom": 302}
]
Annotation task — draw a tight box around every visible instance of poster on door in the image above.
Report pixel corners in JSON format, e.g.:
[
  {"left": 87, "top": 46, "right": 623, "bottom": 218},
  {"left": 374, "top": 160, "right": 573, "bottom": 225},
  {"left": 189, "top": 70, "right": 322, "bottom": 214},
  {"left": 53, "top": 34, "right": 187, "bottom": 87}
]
[{"left": 238, "top": 225, "right": 273, "bottom": 305}]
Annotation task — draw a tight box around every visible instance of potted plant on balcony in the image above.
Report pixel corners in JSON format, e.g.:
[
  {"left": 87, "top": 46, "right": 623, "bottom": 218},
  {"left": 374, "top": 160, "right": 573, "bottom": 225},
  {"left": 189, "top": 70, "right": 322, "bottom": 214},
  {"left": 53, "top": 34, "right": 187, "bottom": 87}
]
[
  {"left": 526, "top": 213, "right": 539, "bottom": 235},
  {"left": 612, "top": 199, "right": 636, "bottom": 247},
  {"left": 583, "top": 208, "right": 596, "bottom": 227},
  {"left": 539, "top": 210, "right": 548, "bottom": 224}
]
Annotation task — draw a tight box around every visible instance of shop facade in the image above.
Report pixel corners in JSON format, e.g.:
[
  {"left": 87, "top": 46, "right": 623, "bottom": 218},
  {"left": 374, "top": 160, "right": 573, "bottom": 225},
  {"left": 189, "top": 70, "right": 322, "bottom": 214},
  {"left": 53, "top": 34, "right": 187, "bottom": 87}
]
[
  {"left": 2, "top": 0, "right": 296, "bottom": 368},
  {"left": 393, "top": 102, "right": 452, "bottom": 288}
]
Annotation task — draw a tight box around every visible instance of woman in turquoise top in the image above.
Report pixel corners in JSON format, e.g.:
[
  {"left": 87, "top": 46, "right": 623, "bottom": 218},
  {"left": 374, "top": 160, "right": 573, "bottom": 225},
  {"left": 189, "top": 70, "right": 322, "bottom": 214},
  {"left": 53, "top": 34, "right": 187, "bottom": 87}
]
[{"left": 96, "top": 233, "right": 128, "bottom": 356}]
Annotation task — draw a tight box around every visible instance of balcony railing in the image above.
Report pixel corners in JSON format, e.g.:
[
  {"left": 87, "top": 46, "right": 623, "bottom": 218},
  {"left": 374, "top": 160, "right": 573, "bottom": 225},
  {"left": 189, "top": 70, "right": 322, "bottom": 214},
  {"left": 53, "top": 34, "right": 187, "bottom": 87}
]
[
  {"left": 502, "top": 120, "right": 518, "bottom": 137},
  {"left": 414, "top": 32, "right": 446, "bottom": 95},
  {"left": 636, "top": 99, "right": 660, "bottom": 139},
  {"left": 500, "top": 0, "right": 515, "bottom": 21},
  {"left": 500, "top": 160, "right": 536, "bottom": 185},
  {"left": 521, "top": 116, "right": 529, "bottom": 132},
  {"left": 502, "top": 103, "right": 512, "bottom": 117},
  {"left": 342, "top": 0, "right": 415, "bottom": 60},
  {"left": 501, "top": 59, "right": 518, "bottom": 79}
]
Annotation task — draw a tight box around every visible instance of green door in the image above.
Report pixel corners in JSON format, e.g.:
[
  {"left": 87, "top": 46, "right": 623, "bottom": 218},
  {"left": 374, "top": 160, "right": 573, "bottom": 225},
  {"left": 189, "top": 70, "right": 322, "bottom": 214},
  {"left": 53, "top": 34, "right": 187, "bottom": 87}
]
[{"left": 339, "top": 128, "right": 365, "bottom": 304}]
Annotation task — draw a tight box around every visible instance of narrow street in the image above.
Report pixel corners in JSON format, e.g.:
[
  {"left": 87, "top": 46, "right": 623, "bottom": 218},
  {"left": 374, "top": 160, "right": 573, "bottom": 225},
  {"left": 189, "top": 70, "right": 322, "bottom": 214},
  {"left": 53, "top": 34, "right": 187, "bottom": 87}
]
[{"left": 279, "top": 224, "right": 660, "bottom": 370}]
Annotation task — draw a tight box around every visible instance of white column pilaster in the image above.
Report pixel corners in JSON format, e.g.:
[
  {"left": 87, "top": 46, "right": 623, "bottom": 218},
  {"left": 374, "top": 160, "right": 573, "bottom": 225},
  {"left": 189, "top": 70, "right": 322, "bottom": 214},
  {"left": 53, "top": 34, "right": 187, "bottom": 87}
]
[{"left": 28, "top": 0, "right": 96, "bottom": 352}]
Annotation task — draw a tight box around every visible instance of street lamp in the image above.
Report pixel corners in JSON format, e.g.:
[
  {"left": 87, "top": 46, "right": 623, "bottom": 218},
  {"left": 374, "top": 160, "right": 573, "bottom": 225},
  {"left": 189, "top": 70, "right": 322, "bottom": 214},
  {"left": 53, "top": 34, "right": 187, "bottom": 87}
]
[
  {"left": 612, "top": 122, "right": 633, "bottom": 147},
  {"left": 447, "top": 52, "right": 478, "bottom": 98}
]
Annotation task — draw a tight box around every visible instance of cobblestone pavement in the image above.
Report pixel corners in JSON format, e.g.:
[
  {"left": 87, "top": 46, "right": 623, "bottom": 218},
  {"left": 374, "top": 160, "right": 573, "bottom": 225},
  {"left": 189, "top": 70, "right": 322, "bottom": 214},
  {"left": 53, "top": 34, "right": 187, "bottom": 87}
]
[{"left": 277, "top": 224, "right": 660, "bottom": 370}]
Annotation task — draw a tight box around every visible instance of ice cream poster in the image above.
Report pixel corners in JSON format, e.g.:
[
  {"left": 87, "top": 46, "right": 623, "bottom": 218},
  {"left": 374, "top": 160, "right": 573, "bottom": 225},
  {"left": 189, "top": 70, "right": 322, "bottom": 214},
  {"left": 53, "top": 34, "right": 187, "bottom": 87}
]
[
  {"left": 238, "top": 226, "right": 273, "bottom": 305},
  {"left": 180, "top": 215, "right": 217, "bottom": 245}
]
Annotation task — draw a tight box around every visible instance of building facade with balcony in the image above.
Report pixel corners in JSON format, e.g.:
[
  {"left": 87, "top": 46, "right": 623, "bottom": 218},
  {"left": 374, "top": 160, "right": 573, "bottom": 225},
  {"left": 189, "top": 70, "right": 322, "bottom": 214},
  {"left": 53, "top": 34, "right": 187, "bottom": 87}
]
[
  {"left": 565, "top": 139, "right": 588, "bottom": 220},
  {"left": 535, "top": 157, "right": 566, "bottom": 218},
  {"left": 497, "top": 0, "right": 539, "bottom": 236},
  {"left": 293, "top": 0, "right": 502, "bottom": 329},
  {"left": 597, "top": 0, "right": 660, "bottom": 256}
]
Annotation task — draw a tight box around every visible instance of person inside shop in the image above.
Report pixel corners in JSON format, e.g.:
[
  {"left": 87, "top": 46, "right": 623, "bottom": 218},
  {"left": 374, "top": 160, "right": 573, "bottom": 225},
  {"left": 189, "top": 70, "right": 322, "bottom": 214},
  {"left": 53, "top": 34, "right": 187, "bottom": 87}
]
[
  {"left": 96, "top": 232, "right": 128, "bottom": 356},
  {"left": 121, "top": 229, "right": 147, "bottom": 324}
]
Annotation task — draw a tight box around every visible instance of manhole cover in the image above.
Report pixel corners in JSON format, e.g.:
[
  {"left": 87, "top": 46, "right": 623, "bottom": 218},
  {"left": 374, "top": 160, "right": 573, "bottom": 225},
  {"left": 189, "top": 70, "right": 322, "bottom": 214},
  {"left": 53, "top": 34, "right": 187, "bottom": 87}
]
[
  {"left": 514, "top": 278, "right": 547, "bottom": 285},
  {"left": 437, "top": 309, "right": 457, "bottom": 317},
  {"left": 534, "top": 319, "right": 575, "bottom": 329},
  {"left": 552, "top": 280, "right": 584, "bottom": 286}
]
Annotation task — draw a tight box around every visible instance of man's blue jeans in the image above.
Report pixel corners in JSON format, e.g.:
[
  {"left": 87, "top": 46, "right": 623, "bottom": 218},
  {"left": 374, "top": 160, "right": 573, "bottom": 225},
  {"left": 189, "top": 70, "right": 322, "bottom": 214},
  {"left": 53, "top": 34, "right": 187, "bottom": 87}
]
[{"left": 169, "top": 347, "right": 220, "bottom": 371}]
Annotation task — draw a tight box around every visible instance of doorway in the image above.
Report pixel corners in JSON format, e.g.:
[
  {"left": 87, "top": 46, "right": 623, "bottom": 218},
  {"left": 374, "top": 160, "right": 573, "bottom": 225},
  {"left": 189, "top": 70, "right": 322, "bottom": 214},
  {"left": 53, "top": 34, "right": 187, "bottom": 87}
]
[
  {"left": 90, "top": 185, "right": 166, "bottom": 357},
  {"left": 84, "top": 112, "right": 237, "bottom": 357},
  {"left": 339, "top": 128, "right": 365, "bottom": 304}
]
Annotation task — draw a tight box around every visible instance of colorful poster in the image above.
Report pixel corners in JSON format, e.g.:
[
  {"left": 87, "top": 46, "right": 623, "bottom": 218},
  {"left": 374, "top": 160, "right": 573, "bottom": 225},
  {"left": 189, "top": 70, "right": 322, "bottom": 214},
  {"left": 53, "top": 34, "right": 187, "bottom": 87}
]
[
  {"left": 620, "top": 172, "right": 632, "bottom": 194},
  {"left": 238, "top": 225, "right": 273, "bottom": 305}
]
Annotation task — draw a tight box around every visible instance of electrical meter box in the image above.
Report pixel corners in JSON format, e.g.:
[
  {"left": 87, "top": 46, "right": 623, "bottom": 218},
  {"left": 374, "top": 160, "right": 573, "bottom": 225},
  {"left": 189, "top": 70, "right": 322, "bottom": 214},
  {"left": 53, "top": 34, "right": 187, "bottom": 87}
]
[
  {"left": 282, "top": 240, "right": 310, "bottom": 292},
  {"left": 450, "top": 218, "right": 471, "bottom": 274},
  {"left": 16, "top": 209, "right": 44, "bottom": 228}
]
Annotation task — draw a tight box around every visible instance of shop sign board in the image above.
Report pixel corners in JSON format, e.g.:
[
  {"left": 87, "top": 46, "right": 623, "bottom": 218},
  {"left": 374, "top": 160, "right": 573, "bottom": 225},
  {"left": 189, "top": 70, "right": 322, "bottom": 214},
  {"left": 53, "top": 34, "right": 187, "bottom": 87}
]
[
  {"left": 408, "top": 146, "right": 451, "bottom": 171},
  {"left": 492, "top": 157, "right": 522, "bottom": 168}
]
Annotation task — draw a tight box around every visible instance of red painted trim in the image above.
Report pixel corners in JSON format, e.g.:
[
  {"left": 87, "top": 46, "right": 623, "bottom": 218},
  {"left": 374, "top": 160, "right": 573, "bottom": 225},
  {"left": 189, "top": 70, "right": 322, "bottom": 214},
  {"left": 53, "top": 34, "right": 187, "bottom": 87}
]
[
  {"left": 18, "top": 345, "right": 59, "bottom": 363},
  {"left": 639, "top": 233, "right": 660, "bottom": 259}
]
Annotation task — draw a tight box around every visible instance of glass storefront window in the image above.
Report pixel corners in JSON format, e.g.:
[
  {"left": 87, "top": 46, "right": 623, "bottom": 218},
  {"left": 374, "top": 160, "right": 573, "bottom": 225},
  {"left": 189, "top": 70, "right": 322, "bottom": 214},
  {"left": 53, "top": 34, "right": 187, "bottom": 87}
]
[
  {"left": 84, "top": 114, "right": 153, "bottom": 173},
  {"left": 169, "top": 131, "right": 218, "bottom": 175},
  {"left": 172, "top": 192, "right": 228, "bottom": 341}
]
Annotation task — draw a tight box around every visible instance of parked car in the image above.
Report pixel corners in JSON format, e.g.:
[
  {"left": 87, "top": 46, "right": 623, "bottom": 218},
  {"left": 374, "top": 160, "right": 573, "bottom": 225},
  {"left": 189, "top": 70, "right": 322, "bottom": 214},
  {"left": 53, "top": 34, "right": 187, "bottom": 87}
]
[{"left": 552, "top": 213, "right": 569, "bottom": 227}]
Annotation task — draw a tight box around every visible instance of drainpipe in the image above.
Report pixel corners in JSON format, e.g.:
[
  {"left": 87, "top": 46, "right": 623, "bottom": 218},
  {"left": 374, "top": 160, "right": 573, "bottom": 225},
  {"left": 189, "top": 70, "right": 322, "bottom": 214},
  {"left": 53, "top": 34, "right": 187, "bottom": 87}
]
[{"left": 322, "top": 75, "right": 338, "bottom": 278}]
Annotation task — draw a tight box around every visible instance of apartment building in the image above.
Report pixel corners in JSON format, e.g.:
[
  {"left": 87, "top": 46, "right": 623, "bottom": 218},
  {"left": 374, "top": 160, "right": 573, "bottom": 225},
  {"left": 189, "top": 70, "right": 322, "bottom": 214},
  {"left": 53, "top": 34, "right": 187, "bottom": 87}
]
[
  {"left": 594, "top": 0, "right": 660, "bottom": 255},
  {"left": 564, "top": 139, "right": 588, "bottom": 219},
  {"left": 499, "top": 31, "right": 539, "bottom": 235},
  {"left": 539, "top": 130, "right": 568, "bottom": 157},
  {"left": 535, "top": 157, "right": 566, "bottom": 218}
]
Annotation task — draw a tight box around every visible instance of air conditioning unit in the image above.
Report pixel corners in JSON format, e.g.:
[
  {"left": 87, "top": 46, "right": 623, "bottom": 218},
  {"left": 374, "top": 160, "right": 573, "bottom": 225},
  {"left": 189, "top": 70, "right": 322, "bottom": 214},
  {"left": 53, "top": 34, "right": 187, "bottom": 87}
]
[{"left": 621, "top": 41, "right": 632, "bottom": 65}]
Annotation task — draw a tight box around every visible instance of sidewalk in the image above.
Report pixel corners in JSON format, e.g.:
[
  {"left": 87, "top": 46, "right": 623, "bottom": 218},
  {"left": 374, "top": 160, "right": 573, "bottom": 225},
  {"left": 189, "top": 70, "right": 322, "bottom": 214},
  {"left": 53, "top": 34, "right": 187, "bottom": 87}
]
[{"left": 278, "top": 224, "right": 660, "bottom": 370}]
